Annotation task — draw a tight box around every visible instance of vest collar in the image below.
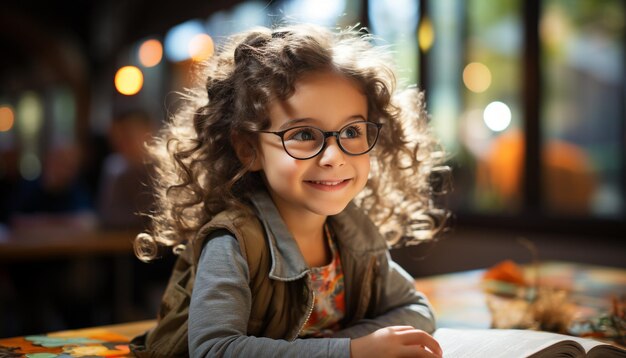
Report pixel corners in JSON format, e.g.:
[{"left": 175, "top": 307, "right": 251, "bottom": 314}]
[{"left": 249, "top": 190, "right": 310, "bottom": 281}]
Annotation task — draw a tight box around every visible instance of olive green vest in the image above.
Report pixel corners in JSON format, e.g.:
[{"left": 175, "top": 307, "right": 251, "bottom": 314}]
[{"left": 130, "top": 209, "right": 308, "bottom": 357}]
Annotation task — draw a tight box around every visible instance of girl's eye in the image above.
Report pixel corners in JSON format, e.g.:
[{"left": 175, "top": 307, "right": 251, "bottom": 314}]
[
  {"left": 341, "top": 125, "right": 363, "bottom": 139},
  {"left": 287, "top": 128, "right": 318, "bottom": 141}
]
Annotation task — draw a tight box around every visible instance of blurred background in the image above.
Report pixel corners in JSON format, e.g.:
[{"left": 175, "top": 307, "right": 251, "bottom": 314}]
[{"left": 0, "top": 0, "right": 624, "bottom": 338}]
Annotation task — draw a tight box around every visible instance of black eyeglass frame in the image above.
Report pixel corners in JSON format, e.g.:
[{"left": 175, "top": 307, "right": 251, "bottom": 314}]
[{"left": 257, "top": 121, "right": 383, "bottom": 160}]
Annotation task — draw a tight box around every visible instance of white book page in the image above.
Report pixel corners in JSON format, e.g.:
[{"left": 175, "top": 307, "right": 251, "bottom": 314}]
[{"left": 433, "top": 328, "right": 584, "bottom": 358}]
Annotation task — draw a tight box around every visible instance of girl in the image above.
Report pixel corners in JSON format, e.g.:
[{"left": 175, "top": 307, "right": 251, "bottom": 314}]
[{"left": 132, "top": 23, "right": 448, "bottom": 358}]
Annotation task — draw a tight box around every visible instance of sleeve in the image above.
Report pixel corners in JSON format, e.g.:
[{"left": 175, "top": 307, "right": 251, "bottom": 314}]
[
  {"left": 188, "top": 232, "right": 351, "bottom": 358},
  {"left": 331, "top": 252, "right": 436, "bottom": 338}
]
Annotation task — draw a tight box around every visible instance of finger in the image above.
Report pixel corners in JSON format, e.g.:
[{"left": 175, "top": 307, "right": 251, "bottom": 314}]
[
  {"left": 424, "top": 342, "right": 444, "bottom": 358},
  {"left": 397, "top": 344, "right": 442, "bottom": 358},
  {"left": 389, "top": 325, "right": 417, "bottom": 332},
  {"left": 423, "top": 335, "right": 443, "bottom": 357},
  {"left": 396, "top": 330, "right": 443, "bottom": 356}
]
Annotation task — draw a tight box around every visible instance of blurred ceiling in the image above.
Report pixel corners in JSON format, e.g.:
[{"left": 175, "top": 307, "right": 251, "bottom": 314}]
[{"left": 0, "top": 0, "right": 236, "bottom": 89}]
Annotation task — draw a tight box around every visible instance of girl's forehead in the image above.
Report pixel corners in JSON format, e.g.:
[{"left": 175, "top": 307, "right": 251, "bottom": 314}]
[
  {"left": 267, "top": 70, "right": 367, "bottom": 129},
  {"left": 297, "top": 71, "right": 365, "bottom": 103}
]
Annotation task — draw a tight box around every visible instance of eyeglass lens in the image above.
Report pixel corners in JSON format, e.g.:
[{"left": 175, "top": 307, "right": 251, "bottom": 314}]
[{"left": 282, "top": 122, "right": 379, "bottom": 159}]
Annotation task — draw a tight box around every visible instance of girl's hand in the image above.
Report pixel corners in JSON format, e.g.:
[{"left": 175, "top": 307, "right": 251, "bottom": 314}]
[{"left": 350, "top": 326, "right": 443, "bottom": 358}]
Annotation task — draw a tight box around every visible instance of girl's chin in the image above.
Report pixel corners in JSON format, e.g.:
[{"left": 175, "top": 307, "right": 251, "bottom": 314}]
[{"left": 309, "top": 202, "right": 351, "bottom": 217}]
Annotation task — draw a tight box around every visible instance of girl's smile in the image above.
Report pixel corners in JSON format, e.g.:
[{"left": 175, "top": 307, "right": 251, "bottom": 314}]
[{"left": 304, "top": 178, "right": 352, "bottom": 192}]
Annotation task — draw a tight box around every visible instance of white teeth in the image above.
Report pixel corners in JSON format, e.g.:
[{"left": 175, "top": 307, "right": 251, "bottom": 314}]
[{"left": 310, "top": 180, "right": 343, "bottom": 186}]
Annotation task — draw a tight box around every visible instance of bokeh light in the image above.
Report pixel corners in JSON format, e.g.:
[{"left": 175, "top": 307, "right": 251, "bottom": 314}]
[
  {"left": 539, "top": 5, "right": 569, "bottom": 50},
  {"left": 483, "top": 101, "right": 512, "bottom": 132},
  {"left": 114, "top": 66, "right": 144, "bottom": 95},
  {"left": 418, "top": 16, "right": 435, "bottom": 52},
  {"left": 17, "top": 92, "right": 44, "bottom": 139},
  {"left": 189, "top": 33, "right": 215, "bottom": 61},
  {"left": 51, "top": 87, "right": 76, "bottom": 142},
  {"left": 138, "top": 39, "right": 163, "bottom": 67},
  {"left": 19, "top": 152, "right": 41, "bottom": 181},
  {"left": 463, "top": 62, "right": 492, "bottom": 93},
  {"left": 283, "top": 0, "right": 346, "bottom": 26},
  {"left": 164, "top": 20, "right": 205, "bottom": 62},
  {"left": 0, "top": 105, "right": 15, "bottom": 132}
]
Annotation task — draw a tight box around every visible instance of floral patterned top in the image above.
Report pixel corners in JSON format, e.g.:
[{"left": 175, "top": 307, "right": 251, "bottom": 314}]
[{"left": 299, "top": 227, "right": 346, "bottom": 337}]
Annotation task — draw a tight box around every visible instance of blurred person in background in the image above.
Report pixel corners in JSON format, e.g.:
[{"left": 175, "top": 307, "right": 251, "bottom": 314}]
[
  {"left": 10, "top": 142, "right": 95, "bottom": 231},
  {"left": 97, "top": 109, "right": 156, "bottom": 230},
  {"left": 97, "top": 108, "right": 173, "bottom": 320}
]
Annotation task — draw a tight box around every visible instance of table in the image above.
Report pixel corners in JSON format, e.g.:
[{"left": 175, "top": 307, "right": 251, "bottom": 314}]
[
  {"left": 0, "top": 320, "right": 155, "bottom": 357},
  {"left": 414, "top": 261, "right": 626, "bottom": 331},
  {"left": 415, "top": 268, "right": 491, "bottom": 328},
  {"left": 1, "top": 261, "right": 623, "bottom": 357},
  {"left": 0, "top": 227, "right": 136, "bottom": 261},
  {"left": 0, "top": 225, "right": 141, "bottom": 332}
]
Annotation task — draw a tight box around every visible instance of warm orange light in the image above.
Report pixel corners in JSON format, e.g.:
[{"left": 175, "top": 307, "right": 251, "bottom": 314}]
[
  {"left": 0, "top": 105, "right": 15, "bottom": 132},
  {"left": 543, "top": 140, "right": 595, "bottom": 214},
  {"left": 138, "top": 39, "right": 163, "bottom": 67},
  {"left": 418, "top": 17, "right": 435, "bottom": 52},
  {"left": 188, "top": 33, "right": 215, "bottom": 61},
  {"left": 486, "top": 130, "right": 524, "bottom": 199},
  {"left": 463, "top": 62, "right": 492, "bottom": 93},
  {"left": 115, "top": 66, "right": 144, "bottom": 95}
]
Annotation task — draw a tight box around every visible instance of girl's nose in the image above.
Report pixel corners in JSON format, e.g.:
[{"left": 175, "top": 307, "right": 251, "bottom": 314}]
[{"left": 318, "top": 137, "right": 346, "bottom": 167}]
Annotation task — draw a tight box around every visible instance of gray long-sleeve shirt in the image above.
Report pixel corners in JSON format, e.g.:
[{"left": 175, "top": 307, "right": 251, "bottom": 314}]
[{"left": 188, "top": 191, "right": 436, "bottom": 357}]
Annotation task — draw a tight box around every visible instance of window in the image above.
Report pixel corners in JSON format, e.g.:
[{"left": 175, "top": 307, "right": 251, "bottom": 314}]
[
  {"left": 540, "top": 0, "right": 625, "bottom": 218},
  {"left": 368, "top": 0, "right": 420, "bottom": 85},
  {"left": 415, "top": 0, "right": 625, "bottom": 235}
]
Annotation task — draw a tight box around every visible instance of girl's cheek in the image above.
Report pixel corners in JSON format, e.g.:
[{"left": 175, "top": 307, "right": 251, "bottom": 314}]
[
  {"left": 266, "top": 156, "right": 303, "bottom": 184},
  {"left": 361, "top": 158, "right": 371, "bottom": 187}
]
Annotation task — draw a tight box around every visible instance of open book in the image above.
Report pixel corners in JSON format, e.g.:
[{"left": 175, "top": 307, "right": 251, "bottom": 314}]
[{"left": 434, "top": 328, "right": 626, "bottom": 358}]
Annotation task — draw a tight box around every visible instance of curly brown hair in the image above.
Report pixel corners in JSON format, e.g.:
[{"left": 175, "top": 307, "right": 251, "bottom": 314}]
[{"left": 134, "top": 24, "right": 450, "bottom": 261}]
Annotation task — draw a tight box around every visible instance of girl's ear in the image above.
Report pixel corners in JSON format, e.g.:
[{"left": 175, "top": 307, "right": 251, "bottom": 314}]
[{"left": 232, "top": 133, "right": 262, "bottom": 171}]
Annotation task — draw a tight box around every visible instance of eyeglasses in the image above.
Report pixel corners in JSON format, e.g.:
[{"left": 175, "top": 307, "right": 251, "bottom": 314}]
[{"left": 257, "top": 121, "right": 383, "bottom": 160}]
